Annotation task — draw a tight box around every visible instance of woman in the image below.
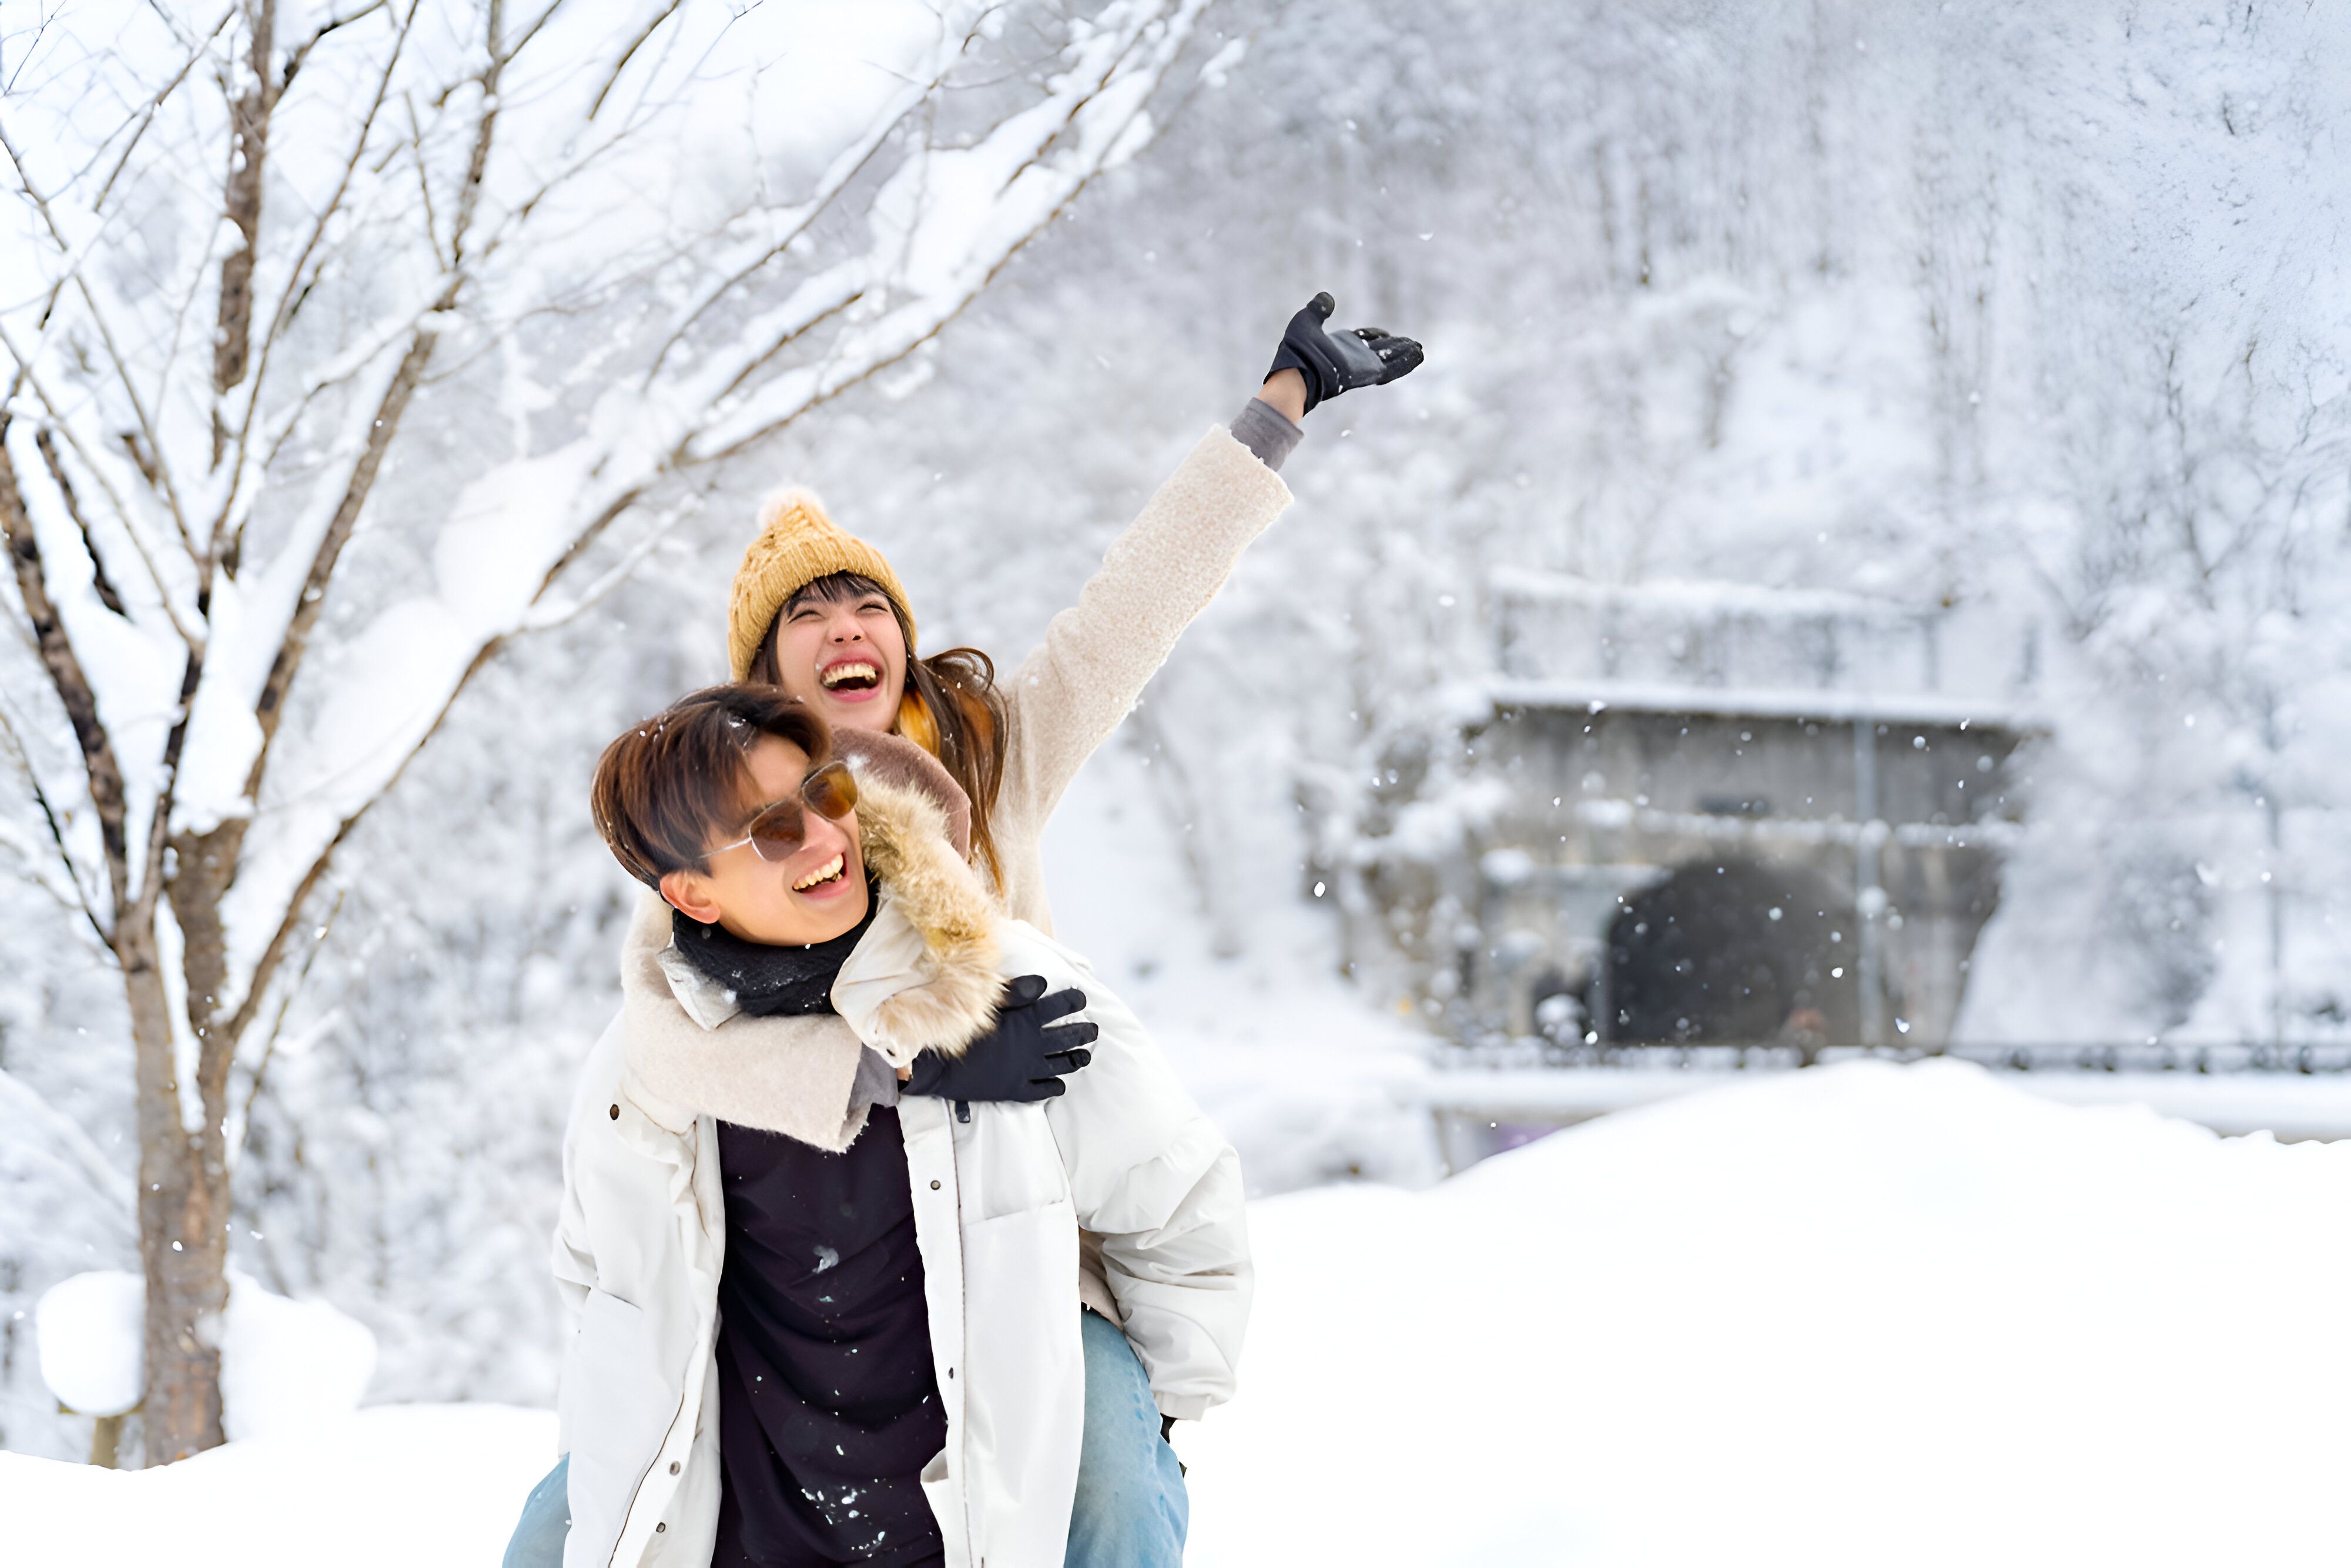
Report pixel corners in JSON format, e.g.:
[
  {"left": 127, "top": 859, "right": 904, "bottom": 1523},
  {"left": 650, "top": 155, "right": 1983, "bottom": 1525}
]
[{"left": 511, "top": 293, "right": 1421, "bottom": 1568}]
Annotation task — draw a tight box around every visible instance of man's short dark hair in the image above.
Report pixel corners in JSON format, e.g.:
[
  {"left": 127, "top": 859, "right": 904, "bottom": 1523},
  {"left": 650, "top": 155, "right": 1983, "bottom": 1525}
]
[{"left": 591, "top": 685, "right": 831, "bottom": 887}]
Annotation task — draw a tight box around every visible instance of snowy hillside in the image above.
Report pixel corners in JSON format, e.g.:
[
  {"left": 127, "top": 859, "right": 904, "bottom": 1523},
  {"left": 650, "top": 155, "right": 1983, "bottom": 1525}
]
[{"left": 9, "top": 1064, "right": 2346, "bottom": 1564}]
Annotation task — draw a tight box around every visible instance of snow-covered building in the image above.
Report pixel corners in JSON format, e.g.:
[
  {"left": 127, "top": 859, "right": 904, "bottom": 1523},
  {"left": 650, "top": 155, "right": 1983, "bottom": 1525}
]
[{"left": 1357, "top": 571, "right": 2044, "bottom": 1057}]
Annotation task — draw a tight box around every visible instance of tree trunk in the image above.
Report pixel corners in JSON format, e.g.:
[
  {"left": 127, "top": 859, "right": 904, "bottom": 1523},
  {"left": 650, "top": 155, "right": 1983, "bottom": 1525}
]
[{"left": 122, "top": 913, "right": 229, "bottom": 1462}]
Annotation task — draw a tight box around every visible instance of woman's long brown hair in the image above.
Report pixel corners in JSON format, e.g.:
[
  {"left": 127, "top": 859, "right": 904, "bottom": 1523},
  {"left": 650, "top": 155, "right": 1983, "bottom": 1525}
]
[{"left": 748, "top": 573, "right": 1011, "bottom": 882}]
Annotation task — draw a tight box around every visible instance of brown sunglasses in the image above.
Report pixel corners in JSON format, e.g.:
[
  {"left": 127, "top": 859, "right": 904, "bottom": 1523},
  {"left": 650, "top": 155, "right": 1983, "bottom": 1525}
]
[{"left": 709, "top": 759, "right": 859, "bottom": 863}]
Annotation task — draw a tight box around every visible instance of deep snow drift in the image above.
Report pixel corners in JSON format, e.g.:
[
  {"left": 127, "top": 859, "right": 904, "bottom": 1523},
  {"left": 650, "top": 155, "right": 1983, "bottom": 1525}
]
[
  {"left": 1184, "top": 1060, "right": 2351, "bottom": 1566},
  {"left": 8, "top": 1060, "right": 2346, "bottom": 1565}
]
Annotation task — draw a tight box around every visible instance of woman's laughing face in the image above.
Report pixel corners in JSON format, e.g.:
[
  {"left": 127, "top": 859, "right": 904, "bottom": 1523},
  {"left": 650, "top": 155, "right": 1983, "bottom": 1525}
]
[{"left": 766, "top": 577, "right": 908, "bottom": 733}]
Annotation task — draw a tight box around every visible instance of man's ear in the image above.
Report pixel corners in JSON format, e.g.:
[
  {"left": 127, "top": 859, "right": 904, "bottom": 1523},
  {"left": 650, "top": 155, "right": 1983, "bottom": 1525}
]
[{"left": 659, "top": 868, "right": 723, "bottom": 925}]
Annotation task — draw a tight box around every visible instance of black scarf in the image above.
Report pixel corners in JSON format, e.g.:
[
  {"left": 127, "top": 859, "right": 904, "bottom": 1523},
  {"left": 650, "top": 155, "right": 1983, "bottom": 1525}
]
[{"left": 672, "top": 883, "right": 881, "bottom": 1018}]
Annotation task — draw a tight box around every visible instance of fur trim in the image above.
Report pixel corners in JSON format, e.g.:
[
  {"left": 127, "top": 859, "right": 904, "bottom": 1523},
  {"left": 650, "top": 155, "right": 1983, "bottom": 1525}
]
[
  {"left": 853, "top": 773, "right": 1005, "bottom": 1056},
  {"left": 834, "top": 729, "right": 971, "bottom": 862}
]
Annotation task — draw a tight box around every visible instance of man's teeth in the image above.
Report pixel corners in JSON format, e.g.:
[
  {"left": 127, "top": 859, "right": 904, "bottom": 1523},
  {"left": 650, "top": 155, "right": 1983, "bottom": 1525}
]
[
  {"left": 820, "top": 662, "right": 879, "bottom": 689},
  {"left": 793, "top": 855, "right": 845, "bottom": 891}
]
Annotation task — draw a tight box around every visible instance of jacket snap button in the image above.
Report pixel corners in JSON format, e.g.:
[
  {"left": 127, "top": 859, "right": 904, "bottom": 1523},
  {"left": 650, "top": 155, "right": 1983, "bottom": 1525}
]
[
  {"left": 655, "top": 1523, "right": 665, "bottom": 1533},
  {"left": 669, "top": 1460, "right": 681, "bottom": 1474},
  {"left": 930, "top": 1180, "right": 941, "bottom": 1190},
  {"left": 608, "top": 1104, "right": 619, "bottom": 1120}
]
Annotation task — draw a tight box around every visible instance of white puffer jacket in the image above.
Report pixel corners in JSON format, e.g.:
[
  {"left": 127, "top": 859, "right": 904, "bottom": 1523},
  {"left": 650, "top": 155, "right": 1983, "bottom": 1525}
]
[{"left": 552, "top": 778, "right": 1251, "bottom": 1568}]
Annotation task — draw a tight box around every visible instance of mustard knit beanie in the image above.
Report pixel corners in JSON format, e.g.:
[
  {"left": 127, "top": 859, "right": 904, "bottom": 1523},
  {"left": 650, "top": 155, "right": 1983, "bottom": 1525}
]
[{"left": 728, "top": 487, "right": 916, "bottom": 681}]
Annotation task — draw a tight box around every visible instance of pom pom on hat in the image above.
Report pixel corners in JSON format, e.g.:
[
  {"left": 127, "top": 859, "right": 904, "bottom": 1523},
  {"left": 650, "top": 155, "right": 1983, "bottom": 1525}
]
[{"left": 728, "top": 487, "right": 916, "bottom": 681}]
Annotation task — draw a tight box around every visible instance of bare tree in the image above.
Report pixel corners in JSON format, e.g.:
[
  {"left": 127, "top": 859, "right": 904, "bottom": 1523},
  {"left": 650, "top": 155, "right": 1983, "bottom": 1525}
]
[{"left": 0, "top": 0, "right": 1212, "bottom": 1462}]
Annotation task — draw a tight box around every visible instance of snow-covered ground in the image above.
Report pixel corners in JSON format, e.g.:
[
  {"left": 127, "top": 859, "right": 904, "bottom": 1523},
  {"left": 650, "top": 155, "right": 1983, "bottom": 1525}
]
[
  {"left": 0, "top": 1404, "right": 555, "bottom": 1566},
  {"left": 11, "top": 1059, "right": 2346, "bottom": 1565},
  {"left": 1183, "top": 1059, "right": 2351, "bottom": 1565}
]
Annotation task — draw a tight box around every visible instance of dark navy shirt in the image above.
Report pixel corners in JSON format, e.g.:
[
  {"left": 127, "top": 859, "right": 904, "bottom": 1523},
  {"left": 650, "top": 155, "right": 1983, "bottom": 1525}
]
[
  {"left": 710, "top": 1112, "right": 946, "bottom": 1567},
  {"left": 672, "top": 896, "right": 945, "bottom": 1567}
]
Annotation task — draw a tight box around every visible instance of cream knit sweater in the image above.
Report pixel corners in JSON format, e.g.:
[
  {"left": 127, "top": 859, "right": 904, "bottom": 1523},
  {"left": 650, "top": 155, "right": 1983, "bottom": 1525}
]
[{"left": 618, "top": 423, "right": 1294, "bottom": 1318}]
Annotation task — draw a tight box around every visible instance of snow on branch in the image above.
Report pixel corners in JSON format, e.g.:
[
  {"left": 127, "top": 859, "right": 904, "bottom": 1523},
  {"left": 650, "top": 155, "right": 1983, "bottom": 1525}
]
[{"left": 0, "top": 1, "right": 1216, "bottom": 1034}]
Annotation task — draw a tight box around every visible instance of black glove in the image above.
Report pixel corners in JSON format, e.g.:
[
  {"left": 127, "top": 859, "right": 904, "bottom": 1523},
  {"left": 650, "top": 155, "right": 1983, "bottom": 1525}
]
[
  {"left": 904, "top": 974, "right": 1096, "bottom": 1103},
  {"left": 1265, "top": 292, "right": 1424, "bottom": 414}
]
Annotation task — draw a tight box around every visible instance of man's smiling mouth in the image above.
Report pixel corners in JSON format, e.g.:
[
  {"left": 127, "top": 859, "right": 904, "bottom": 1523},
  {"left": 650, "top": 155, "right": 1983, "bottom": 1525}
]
[{"left": 793, "top": 854, "right": 846, "bottom": 891}]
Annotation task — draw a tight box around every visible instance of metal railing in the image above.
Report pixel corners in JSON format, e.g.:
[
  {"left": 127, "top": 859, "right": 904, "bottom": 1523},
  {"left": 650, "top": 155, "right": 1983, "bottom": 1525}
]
[{"left": 1437, "top": 1037, "right": 2351, "bottom": 1075}]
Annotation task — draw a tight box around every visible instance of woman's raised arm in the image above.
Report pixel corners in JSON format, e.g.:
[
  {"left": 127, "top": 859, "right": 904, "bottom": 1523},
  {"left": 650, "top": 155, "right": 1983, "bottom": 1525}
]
[{"left": 992, "top": 294, "right": 1422, "bottom": 894}]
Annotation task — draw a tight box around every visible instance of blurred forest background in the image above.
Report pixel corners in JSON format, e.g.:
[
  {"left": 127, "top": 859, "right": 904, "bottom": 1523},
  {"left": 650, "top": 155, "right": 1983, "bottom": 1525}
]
[{"left": 9, "top": 0, "right": 2351, "bottom": 1460}]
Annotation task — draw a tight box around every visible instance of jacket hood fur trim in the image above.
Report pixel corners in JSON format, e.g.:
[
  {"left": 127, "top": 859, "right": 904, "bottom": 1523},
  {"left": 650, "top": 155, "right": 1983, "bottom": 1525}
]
[
  {"left": 849, "top": 773, "right": 1005, "bottom": 1058},
  {"left": 615, "top": 768, "right": 1005, "bottom": 1148}
]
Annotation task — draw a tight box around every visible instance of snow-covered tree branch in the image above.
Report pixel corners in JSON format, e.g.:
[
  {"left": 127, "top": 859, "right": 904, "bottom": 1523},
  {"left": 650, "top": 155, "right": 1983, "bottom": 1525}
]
[{"left": 0, "top": 0, "right": 1210, "bottom": 1462}]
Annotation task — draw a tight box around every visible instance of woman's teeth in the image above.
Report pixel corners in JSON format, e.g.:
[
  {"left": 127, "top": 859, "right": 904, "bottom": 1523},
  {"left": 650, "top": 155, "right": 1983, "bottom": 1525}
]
[
  {"left": 793, "top": 855, "right": 846, "bottom": 891},
  {"left": 820, "top": 661, "right": 879, "bottom": 691}
]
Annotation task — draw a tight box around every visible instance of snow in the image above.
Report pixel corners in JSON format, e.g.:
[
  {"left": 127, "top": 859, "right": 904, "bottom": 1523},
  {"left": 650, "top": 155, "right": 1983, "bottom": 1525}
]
[
  {"left": 0, "top": 1405, "right": 555, "bottom": 1567},
  {"left": 1181, "top": 1059, "right": 2351, "bottom": 1566},
  {"left": 35, "top": 1273, "right": 142, "bottom": 1418},
  {"left": 1488, "top": 676, "right": 2046, "bottom": 731},
  {"left": 689, "top": 1, "right": 1213, "bottom": 455},
  {"left": 1413, "top": 1063, "right": 2351, "bottom": 1143},
  {"left": 219, "top": 1271, "right": 379, "bottom": 1442},
  {"left": 12, "top": 1063, "right": 2348, "bottom": 1563},
  {"left": 0, "top": 1067, "right": 138, "bottom": 1456},
  {"left": 1490, "top": 565, "right": 1921, "bottom": 624},
  {"left": 1, "top": 0, "right": 1213, "bottom": 1046},
  {"left": 34, "top": 1269, "right": 375, "bottom": 1438}
]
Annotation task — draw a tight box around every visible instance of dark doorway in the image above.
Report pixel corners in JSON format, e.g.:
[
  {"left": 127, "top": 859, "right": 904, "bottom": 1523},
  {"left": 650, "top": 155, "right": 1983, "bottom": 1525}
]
[{"left": 1604, "top": 859, "right": 1860, "bottom": 1046}]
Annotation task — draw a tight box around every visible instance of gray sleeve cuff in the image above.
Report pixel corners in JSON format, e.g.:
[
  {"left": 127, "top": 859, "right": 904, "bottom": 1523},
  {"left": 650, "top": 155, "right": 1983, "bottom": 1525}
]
[
  {"left": 848, "top": 1047, "right": 901, "bottom": 1113},
  {"left": 1231, "top": 397, "right": 1305, "bottom": 473}
]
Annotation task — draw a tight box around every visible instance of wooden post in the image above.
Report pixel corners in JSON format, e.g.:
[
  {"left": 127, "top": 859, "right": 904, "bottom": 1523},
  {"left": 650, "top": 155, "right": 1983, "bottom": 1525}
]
[
  {"left": 56, "top": 1401, "right": 135, "bottom": 1468},
  {"left": 90, "top": 1412, "right": 125, "bottom": 1469}
]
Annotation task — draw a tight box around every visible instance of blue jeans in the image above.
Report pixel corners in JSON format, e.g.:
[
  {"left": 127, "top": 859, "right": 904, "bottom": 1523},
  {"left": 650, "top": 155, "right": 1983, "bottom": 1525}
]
[
  {"left": 1067, "top": 1306, "right": 1189, "bottom": 1567},
  {"left": 503, "top": 1452, "right": 570, "bottom": 1568},
  {"left": 503, "top": 1309, "right": 1184, "bottom": 1567}
]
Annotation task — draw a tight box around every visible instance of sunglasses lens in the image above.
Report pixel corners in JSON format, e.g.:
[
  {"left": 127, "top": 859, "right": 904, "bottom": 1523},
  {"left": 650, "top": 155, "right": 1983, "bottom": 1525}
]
[
  {"left": 747, "top": 802, "right": 805, "bottom": 862},
  {"left": 805, "top": 762, "right": 859, "bottom": 820},
  {"left": 738, "top": 765, "right": 856, "bottom": 865}
]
